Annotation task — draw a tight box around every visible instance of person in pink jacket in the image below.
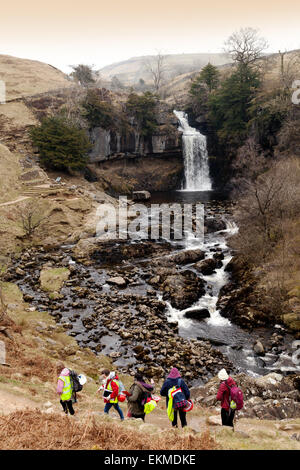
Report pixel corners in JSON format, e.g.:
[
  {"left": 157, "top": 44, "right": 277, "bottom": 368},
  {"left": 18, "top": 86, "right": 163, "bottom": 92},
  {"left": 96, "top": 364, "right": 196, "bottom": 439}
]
[
  {"left": 216, "top": 368, "right": 236, "bottom": 428},
  {"left": 56, "top": 363, "right": 75, "bottom": 415}
]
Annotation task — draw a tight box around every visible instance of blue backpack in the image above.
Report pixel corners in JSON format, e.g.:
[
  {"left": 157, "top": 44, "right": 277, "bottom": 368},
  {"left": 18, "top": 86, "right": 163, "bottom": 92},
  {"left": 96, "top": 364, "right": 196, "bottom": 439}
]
[{"left": 171, "top": 379, "right": 187, "bottom": 409}]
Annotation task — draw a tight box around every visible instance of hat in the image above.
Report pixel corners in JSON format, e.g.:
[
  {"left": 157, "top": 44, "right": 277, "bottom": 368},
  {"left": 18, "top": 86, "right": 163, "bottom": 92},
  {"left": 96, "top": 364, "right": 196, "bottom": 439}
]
[
  {"left": 167, "top": 367, "right": 181, "bottom": 379},
  {"left": 218, "top": 369, "right": 229, "bottom": 381}
]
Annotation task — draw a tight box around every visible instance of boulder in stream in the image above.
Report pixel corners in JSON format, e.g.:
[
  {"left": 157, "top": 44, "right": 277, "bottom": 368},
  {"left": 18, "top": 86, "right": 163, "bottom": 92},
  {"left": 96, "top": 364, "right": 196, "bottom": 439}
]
[
  {"left": 132, "top": 191, "right": 151, "bottom": 201},
  {"left": 253, "top": 340, "right": 265, "bottom": 356},
  {"left": 194, "top": 258, "right": 219, "bottom": 275},
  {"left": 169, "top": 249, "right": 205, "bottom": 265},
  {"left": 185, "top": 308, "right": 210, "bottom": 320}
]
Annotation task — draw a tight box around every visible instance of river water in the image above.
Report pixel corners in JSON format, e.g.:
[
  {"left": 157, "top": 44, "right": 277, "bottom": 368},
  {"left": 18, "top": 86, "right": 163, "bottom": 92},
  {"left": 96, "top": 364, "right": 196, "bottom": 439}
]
[{"left": 149, "top": 189, "right": 300, "bottom": 377}]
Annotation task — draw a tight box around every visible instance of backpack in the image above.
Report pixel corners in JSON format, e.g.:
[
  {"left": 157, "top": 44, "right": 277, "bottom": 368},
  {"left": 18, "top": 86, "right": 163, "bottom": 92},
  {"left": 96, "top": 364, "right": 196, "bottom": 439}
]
[
  {"left": 171, "top": 379, "right": 188, "bottom": 410},
  {"left": 226, "top": 381, "right": 244, "bottom": 410},
  {"left": 140, "top": 388, "right": 152, "bottom": 407},
  {"left": 70, "top": 370, "right": 83, "bottom": 393}
]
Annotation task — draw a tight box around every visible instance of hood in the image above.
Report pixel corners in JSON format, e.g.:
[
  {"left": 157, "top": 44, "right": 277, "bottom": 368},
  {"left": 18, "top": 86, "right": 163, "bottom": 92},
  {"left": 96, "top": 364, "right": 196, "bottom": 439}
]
[
  {"left": 226, "top": 377, "right": 236, "bottom": 387},
  {"left": 138, "top": 381, "right": 153, "bottom": 391},
  {"left": 60, "top": 368, "right": 70, "bottom": 376},
  {"left": 167, "top": 367, "right": 181, "bottom": 379},
  {"left": 108, "top": 372, "right": 116, "bottom": 380}
]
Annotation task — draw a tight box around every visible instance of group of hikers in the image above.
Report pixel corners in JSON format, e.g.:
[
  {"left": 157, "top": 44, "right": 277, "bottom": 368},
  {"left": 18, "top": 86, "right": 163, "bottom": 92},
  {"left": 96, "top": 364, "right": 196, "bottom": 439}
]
[{"left": 57, "top": 363, "right": 243, "bottom": 429}]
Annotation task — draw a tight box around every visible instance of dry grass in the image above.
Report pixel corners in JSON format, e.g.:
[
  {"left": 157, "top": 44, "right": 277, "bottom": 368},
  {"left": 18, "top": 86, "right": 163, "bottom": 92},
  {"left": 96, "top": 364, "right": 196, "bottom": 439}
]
[{"left": 0, "top": 409, "right": 218, "bottom": 450}]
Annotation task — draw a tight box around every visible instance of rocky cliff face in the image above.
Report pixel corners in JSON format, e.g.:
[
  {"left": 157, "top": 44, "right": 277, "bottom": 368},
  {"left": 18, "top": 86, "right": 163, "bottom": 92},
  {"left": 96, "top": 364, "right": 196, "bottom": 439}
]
[{"left": 89, "top": 103, "right": 182, "bottom": 163}]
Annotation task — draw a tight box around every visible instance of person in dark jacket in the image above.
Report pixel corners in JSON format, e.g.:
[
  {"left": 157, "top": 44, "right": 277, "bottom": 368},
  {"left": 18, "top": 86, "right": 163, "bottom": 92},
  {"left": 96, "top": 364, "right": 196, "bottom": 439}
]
[
  {"left": 160, "top": 367, "right": 190, "bottom": 428},
  {"left": 216, "top": 368, "right": 236, "bottom": 428},
  {"left": 127, "top": 373, "right": 155, "bottom": 421}
]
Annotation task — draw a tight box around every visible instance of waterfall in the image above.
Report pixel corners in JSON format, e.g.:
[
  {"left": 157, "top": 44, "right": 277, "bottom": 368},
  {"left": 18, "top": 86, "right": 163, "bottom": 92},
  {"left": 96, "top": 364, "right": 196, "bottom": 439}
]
[{"left": 174, "top": 110, "right": 212, "bottom": 191}]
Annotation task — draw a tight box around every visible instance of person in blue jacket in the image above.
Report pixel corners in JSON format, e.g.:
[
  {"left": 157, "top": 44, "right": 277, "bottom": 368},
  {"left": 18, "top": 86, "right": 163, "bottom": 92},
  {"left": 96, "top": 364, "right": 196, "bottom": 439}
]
[{"left": 160, "top": 367, "right": 190, "bottom": 428}]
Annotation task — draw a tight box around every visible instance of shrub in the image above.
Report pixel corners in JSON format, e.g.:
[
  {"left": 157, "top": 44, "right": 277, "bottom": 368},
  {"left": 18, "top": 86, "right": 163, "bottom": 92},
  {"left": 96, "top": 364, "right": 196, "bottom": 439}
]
[
  {"left": 82, "top": 89, "right": 116, "bottom": 129},
  {"left": 29, "top": 116, "right": 91, "bottom": 172},
  {"left": 70, "top": 64, "right": 96, "bottom": 87}
]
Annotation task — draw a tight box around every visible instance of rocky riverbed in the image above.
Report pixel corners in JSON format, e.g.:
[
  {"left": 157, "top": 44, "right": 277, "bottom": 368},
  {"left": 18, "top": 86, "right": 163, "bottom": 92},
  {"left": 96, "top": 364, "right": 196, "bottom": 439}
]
[{"left": 4, "top": 196, "right": 300, "bottom": 384}]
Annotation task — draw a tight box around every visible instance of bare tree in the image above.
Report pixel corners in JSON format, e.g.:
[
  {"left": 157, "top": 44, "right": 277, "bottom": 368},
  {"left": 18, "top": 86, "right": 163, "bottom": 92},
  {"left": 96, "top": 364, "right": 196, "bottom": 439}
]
[
  {"left": 17, "top": 200, "right": 47, "bottom": 239},
  {"left": 224, "top": 27, "right": 268, "bottom": 66},
  {"left": 278, "top": 50, "right": 300, "bottom": 89},
  {"left": 144, "top": 52, "right": 167, "bottom": 93}
]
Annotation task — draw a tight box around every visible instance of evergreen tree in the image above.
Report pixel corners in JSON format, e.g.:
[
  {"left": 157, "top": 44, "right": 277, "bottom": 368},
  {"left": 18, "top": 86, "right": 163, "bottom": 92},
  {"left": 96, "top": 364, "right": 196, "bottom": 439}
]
[
  {"left": 188, "top": 63, "right": 220, "bottom": 115},
  {"left": 208, "top": 64, "right": 260, "bottom": 150},
  {"left": 30, "top": 116, "right": 91, "bottom": 172},
  {"left": 190, "top": 63, "right": 220, "bottom": 95},
  {"left": 126, "top": 92, "right": 158, "bottom": 136}
]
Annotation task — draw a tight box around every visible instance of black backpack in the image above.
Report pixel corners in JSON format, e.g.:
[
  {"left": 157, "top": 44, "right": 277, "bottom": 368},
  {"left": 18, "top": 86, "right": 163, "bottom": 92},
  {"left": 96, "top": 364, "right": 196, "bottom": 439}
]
[
  {"left": 138, "top": 385, "right": 152, "bottom": 406},
  {"left": 70, "top": 370, "right": 83, "bottom": 393}
]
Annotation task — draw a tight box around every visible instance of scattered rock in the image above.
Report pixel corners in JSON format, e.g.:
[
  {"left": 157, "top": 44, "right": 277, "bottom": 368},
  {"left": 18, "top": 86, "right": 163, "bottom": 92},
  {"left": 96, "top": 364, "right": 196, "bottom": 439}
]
[
  {"left": 208, "top": 415, "right": 222, "bottom": 426},
  {"left": 107, "top": 277, "right": 127, "bottom": 287}
]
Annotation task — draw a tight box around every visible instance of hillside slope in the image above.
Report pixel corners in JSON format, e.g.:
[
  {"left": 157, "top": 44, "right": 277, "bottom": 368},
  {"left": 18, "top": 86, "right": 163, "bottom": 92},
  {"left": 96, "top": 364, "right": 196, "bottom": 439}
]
[
  {"left": 99, "top": 53, "right": 231, "bottom": 86},
  {"left": 0, "top": 54, "right": 72, "bottom": 101}
]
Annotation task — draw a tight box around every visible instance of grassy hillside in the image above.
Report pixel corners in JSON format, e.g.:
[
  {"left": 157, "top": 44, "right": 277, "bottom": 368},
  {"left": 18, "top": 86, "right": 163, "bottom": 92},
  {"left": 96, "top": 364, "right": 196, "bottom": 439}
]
[
  {"left": 162, "top": 49, "right": 300, "bottom": 106},
  {"left": 0, "top": 54, "right": 72, "bottom": 101},
  {"left": 99, "top": 53, "right": 231, "bottom": 86}
]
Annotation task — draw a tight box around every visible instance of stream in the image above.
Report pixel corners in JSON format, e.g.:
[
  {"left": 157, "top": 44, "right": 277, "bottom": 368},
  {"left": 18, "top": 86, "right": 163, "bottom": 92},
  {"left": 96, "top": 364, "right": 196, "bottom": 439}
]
[
  {"left": 8, "top": 111, "right": 300, "bottom": 383},
  {"left": 150, "top": 190, "right": 299, "bottom": 377},
  {"left": 9, "top": 189, "right": 299, "bottom": 382}
]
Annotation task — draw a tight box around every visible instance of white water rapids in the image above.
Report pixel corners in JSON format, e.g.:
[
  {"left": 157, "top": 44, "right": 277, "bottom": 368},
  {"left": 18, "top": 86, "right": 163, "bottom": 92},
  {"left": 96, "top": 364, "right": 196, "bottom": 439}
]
[
  {"left": 165, "top": 219, "right": 238, "bottom": 329},
  {"left": 174, "top": 110, "right": 212, "bottom": 191}
]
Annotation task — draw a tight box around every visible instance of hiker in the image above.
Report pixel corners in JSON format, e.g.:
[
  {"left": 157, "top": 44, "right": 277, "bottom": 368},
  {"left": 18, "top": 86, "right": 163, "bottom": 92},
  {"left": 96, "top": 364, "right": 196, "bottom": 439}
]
[
  {"left": 216, "top": 368, "right": 238, "bottom": 428},
  {"left": 127, "top": 373, "right": 155, "bottom": 421},
  {"left": 98, "top": 369, "right": 124, "bottom": 421},
  {"left": 56, "top": 363, "right": 75, "bottom": 416},
  {"left": 160, "top": 367, "right": 190, "bottom": 428}
]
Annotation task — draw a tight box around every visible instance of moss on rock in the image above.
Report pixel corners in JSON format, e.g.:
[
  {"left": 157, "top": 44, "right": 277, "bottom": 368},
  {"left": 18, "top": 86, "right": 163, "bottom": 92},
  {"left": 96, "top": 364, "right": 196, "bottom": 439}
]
[{"left": 40, "top": 267, "right": 70, "bottom": 293}]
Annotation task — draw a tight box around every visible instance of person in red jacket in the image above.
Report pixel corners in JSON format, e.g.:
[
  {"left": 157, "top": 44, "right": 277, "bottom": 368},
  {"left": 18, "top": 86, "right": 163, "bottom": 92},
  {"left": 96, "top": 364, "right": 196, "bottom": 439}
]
[
  {"left": 97, "top": 369, "right": 124, "bottom": 420},
  {"left": 216, "top": 368, "right": 236, "bottom": 428}
]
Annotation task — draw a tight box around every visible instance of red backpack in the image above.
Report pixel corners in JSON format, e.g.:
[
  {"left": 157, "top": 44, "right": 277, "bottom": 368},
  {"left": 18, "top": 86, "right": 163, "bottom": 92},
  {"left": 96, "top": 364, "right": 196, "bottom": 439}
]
[{"left": 226, "top": 380, "right": 244, "bottom": 410}]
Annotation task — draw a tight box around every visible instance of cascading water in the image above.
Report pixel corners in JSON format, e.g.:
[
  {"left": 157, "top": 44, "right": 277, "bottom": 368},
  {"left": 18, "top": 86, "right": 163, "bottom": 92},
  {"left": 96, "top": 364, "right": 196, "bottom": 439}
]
[{"left": 174, "top": 110, "right": 212, "bottom": 191}]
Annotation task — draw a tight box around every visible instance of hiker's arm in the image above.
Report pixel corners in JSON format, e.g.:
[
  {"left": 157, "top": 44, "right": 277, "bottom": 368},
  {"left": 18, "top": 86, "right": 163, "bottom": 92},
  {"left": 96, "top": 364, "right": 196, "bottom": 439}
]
[
  {"left": 127, "top": 385, "right": 140, "bottom": 402},
  {"left": 57, "top": 379, "right": 64, "bottom": 395},
  {"left": 216, "top": 383, "right": 225, "bottom": 401},
  {"left": 109, "top": 380, "right": 119, "bottom": 400},
  {"left": 160, "top": 382, "right": 167, "bottom": 397}
]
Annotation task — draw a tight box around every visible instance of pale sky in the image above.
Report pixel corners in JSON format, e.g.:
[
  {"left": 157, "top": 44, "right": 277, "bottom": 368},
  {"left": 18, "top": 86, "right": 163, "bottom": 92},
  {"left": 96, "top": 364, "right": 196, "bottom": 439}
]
[{"left": 1, "top": 0, "right": 300, "bottom": 72}]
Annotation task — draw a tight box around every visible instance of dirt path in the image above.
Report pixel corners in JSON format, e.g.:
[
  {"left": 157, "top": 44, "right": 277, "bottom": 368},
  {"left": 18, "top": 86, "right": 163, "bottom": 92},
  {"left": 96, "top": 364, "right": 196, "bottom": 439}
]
[
  {"left": 1, "top": 388, "right": 299, "bottom": 450},
  {"left": 0, "top": 196, "right": 30, "bottom": 207},
  {"left": 0, "top": 389, "right": 41, "bottom": 415}
]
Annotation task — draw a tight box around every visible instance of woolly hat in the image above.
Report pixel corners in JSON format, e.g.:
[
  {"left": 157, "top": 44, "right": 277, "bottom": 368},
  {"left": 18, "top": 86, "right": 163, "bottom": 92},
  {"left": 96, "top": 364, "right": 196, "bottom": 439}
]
[
  {"left": 218, "top": 369, "right": 229, "bottom": 381},
  {"left": 167, "top": 367, "right": 181, "bottom": 379}
]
